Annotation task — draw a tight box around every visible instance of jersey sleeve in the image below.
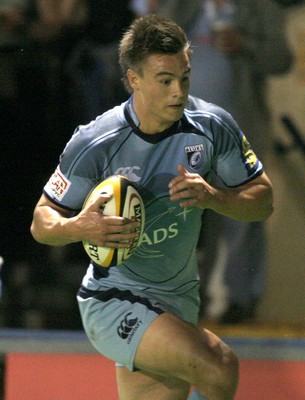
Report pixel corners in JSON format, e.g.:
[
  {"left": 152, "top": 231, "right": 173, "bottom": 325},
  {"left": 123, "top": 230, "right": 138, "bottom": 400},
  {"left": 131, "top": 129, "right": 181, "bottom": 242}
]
[
  {"left": 209, "top": 106, "right": 263, "bottom": 187},
  {"left": 43, "top": 124, "right": 101, "bottom": 211}
]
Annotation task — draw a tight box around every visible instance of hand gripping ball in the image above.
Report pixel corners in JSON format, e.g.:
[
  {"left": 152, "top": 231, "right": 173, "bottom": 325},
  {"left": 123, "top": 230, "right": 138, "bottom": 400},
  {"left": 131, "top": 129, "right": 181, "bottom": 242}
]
[{"left": 82, "top": 175, "right": 145, "bottom": 267}]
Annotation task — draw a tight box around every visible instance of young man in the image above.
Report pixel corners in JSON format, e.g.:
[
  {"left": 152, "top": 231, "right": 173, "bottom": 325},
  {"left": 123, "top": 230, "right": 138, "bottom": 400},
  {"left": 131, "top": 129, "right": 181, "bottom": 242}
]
[
  {"left": 155, "top": 0, "right": 293, "bottom": 325},
  {"left": 31, "top": 14, "right": 273, "bottom": 400}
]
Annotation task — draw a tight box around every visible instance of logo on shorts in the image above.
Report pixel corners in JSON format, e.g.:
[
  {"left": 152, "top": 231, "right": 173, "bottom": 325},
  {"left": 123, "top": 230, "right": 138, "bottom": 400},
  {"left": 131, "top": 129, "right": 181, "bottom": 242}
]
[
  {"left": 185, "top": 144, "right": 204, "bottom": 170},
  {"left": 117, "top": 312, "right": 142, "bottom": 343}
]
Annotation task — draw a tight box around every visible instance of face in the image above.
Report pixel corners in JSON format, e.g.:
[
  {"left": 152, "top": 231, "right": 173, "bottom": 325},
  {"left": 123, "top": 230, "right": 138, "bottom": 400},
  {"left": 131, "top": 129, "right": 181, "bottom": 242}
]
[{"left": 128, "top": 50, "right": 191, "bottom": 134}]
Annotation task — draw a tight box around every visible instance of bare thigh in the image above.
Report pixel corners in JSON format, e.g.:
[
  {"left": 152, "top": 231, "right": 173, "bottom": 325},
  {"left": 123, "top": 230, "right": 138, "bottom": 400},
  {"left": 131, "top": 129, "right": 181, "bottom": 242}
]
[
  {"left": 116, "top": 312, "right": 238, "bottom": 400},
  {"left": 116, "top": 368, "right": 190, "bottom": 400}
]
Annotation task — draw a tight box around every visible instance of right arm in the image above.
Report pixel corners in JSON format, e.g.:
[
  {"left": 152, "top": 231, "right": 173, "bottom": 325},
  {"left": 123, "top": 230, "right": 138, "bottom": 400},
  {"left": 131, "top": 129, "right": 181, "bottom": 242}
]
[{"left": 31, "top": 194, "right": 139, "bottom": 248}]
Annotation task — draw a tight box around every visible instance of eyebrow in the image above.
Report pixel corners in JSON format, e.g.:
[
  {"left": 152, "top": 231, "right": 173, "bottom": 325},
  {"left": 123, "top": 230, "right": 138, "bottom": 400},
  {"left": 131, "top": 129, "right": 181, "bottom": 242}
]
[{"left": 155, "top": 68, "right": 191, "bottom": 78}]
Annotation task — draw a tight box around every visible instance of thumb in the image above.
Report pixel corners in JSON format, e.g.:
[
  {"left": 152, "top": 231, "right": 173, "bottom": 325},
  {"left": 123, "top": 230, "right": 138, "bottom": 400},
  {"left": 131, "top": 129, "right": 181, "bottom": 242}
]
[
  {"left": 177, "top": 164, "right": 188, "bottom": 175},
  {"left": 96, "top": 193, "right": 112, "bottom": 211},
  {"left": 87, "top": 192, "right": 112, "bottom": 211}
]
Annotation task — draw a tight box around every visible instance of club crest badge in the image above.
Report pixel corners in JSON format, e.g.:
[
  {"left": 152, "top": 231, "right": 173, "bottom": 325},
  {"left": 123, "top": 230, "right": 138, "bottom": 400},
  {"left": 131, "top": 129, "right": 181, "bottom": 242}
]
[{"left": 185, "top": 144, "right": 204, "bottom": 170}]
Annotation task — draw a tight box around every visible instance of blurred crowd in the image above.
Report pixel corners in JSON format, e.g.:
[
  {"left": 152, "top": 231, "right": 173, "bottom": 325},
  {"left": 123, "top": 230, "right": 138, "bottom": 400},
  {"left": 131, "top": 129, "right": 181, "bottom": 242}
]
[
  {"left": 1, "top": 0, "right": 138, "bottom": 330},
  {"left": 0, "top": 0, "right": 298, "bottom": 330}
]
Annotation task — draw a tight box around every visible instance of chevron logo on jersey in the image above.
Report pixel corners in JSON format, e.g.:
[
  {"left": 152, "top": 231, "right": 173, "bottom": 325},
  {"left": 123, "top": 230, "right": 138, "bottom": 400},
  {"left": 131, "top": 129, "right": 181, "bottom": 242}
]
[{"left": 185, "top": 144, "right": 204, "bottom": 170}]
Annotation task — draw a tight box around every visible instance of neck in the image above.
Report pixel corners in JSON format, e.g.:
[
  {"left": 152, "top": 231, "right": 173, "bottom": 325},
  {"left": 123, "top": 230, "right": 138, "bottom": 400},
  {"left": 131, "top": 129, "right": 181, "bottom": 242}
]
[{"left": 132, "top": 96, "right": 172, "bottom": 134}]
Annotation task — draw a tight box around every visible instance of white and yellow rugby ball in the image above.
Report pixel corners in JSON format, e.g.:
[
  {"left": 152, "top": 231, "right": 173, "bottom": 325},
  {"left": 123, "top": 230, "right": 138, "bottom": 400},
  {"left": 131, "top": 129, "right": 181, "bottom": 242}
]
[{"left": 82, "top": 175, "right": 145, "bottom": 268}]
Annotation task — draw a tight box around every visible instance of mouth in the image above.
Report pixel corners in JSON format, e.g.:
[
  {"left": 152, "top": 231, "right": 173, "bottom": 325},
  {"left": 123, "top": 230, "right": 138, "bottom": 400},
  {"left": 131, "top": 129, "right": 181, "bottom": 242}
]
[{"left": 168, "top": 103, "right": 184, "bottom": 109}]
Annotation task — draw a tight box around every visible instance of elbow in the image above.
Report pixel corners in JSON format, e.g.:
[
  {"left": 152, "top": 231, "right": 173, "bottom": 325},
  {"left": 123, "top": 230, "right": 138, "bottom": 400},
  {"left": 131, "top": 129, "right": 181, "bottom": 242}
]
[
  {"left": 240, "top": 204, "right": 274, "bottom": 222},
  {"left": 30, "top": 220, "right": 51, "bottom": 245},
  {"left": 30, "top": 221, "right": 44, "bottom": 244},
  {"left": 259, "top": 189, "right": 274, "bottom": 221},
  {"left": 260, "top": 203, "right": 274, "bottom": 221},
  {"left": 246, "top": 189, "right": 274, "bottom": 222},
  {"left": 261, "top": 192, "right": 274, "bottom": 221},
  {"left": 260, "top": 178, "right": 274, "bottom": 221},
  {"left": 258, "top": 188, "right": 274, "bottom": 221}
]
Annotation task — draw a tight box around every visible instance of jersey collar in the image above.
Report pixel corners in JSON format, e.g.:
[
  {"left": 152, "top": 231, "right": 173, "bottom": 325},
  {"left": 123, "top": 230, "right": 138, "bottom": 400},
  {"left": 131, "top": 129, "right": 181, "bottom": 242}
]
[{"left": 124, "top": 96, "right": 182, "bottom": 144}]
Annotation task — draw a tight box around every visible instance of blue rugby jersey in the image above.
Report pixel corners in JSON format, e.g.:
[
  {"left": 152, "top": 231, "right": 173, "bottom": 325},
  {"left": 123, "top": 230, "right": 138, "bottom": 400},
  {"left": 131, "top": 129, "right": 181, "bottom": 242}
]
[{"left": 44, "top": 95, "right": 263, "bottom": 293}]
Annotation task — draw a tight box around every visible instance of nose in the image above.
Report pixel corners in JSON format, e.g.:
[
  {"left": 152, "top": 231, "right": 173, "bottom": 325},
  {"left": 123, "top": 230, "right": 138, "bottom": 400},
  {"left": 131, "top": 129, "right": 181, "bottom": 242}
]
[{"left": 172, "top": 80, "right": 185, "bottom": 98}]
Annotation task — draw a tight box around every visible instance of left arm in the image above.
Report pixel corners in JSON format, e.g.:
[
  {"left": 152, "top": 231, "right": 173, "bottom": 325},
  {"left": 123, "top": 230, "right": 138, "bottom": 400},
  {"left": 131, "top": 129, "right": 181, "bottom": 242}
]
[{"left": 169, "top": 165, "right": 273, "bottom": 222}]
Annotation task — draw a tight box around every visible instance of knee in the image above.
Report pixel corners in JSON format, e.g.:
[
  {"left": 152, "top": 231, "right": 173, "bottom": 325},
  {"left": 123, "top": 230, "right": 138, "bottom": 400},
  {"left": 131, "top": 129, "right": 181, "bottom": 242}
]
[
  {"left": 217, "top": 350, "right": 239, "bottom": 396},
  {"left": 194, "top": 348, "right": 239, "bottom": 399}
]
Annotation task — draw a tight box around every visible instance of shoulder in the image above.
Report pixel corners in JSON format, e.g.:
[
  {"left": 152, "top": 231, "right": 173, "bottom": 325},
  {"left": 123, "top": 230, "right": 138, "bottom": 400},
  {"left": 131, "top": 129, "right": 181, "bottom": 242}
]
[
  {"left": 73, "top": 102, "right": 128, "bottom": 146},
  {"left": 61, "top": 102, "right": 128, "bottom": 156},
  {"left": 185, "top": 95, "right": 240, "bottom": 135}
]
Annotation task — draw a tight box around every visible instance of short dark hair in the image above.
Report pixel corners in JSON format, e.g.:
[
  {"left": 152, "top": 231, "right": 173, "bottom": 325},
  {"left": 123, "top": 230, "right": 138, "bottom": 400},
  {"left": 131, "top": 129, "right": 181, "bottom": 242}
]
[{"left": 119, "top": 14, "right": 191, "bottom": 93}]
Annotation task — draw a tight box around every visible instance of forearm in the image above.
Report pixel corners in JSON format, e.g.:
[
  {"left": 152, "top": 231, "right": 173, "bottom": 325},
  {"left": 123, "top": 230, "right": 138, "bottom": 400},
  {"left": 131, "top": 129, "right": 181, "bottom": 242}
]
[
  {"left": 31, "top": 205, "right": 80, "bottom": 246},
  {"left": 169, "top": 167, "right": 274, "bottom": 221},
  {"left": 209, "top": 179, "right": 274, "bottom": 222}
]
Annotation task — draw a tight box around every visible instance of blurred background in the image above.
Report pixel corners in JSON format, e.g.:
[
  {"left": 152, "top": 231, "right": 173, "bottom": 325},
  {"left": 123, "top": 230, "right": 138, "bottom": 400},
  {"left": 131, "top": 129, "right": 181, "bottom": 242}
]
[{"left": 0, "top": 0, "right": 304, "bottom": 334}]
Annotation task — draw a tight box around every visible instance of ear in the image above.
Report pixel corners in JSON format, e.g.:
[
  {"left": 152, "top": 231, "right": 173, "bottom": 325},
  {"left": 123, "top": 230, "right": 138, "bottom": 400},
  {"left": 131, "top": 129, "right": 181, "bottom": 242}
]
[{"left": 127, "top": 68, "right": 140, "bottom": 91}]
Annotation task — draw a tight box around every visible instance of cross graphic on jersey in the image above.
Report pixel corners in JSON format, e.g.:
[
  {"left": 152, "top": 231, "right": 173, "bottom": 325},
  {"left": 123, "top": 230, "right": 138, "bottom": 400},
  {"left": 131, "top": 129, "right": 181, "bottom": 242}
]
[{"left": 176, "top": 207, "right": 193, "bottom": 221}]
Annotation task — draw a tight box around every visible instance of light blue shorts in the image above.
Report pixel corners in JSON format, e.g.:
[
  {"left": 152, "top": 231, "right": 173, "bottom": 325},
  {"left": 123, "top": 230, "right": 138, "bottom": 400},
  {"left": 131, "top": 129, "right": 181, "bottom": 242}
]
[{"left": 77, "top": 283, "right": 200, "bottom": 371}]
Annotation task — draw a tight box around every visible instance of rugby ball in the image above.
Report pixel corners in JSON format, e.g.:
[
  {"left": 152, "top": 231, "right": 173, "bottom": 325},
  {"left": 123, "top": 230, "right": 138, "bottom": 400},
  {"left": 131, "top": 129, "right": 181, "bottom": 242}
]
[{"left": 82, "top": 175, "right": 145, "bottom": 268}]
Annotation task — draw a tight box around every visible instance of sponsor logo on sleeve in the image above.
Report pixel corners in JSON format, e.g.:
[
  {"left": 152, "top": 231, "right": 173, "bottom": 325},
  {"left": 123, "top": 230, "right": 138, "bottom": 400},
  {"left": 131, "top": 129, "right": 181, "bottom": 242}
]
[
  {"left": 241, "top": 134, "right": 258, "bottom": 171},
  {"left": 48, "top": 167, "right": 71, "bottom": 200}
]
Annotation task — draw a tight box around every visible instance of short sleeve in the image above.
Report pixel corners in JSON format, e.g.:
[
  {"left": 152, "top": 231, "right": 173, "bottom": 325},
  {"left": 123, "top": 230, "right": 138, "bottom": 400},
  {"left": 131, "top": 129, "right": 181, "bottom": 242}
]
[{"left": 210, "top": 108, "right": 263, "bottom": 187}]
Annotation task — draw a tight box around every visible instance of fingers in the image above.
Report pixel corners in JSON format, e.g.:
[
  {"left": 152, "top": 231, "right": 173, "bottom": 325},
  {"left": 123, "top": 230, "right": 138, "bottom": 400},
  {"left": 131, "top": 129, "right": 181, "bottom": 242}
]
[
  {"left": 88, "top": 216, "right": 141, "bottom": 248},
  {"left": 169, "top": 164, "right": 209, "bottom": 207},
  {"left": 80, "top": 194, "right": 141, "bottom": 248},
  {"left": 99, "top": 232, "right": 139, "bottom": 249},
  {"left": 168, "top": 164, "right": 189, "bottom": 190},
  {"left": 169, "top": 185, "right": 201, "bottom": 207},
  {"left": 169, "top": 164, "right": 195, "bottom": 199},
  {"left": 105, "top": 216, "right": 140, "bottom": 232}
]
